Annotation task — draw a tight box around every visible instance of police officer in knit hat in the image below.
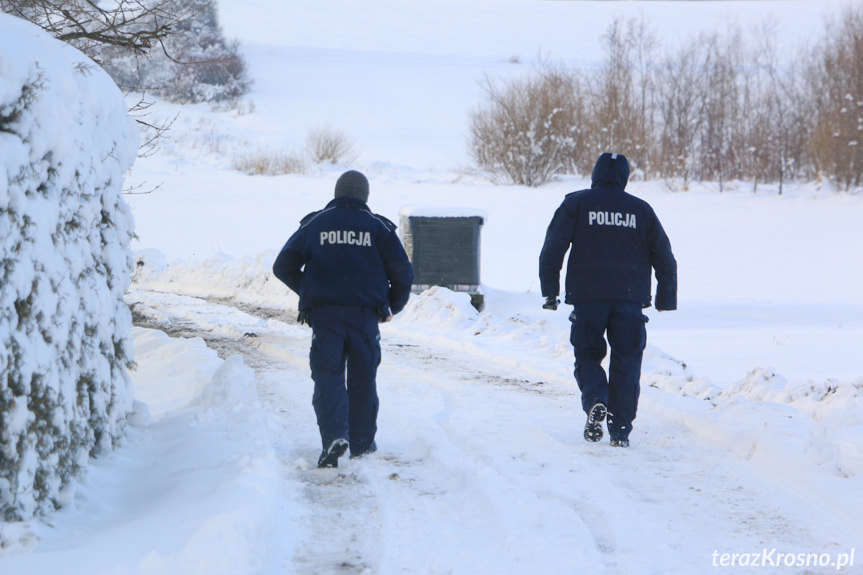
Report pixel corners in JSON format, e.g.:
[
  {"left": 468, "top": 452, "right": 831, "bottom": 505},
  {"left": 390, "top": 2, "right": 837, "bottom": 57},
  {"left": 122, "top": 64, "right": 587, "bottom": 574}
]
[
  {"left": 539, "top": 153, "right": 677, "bottom": 448},
  {"left": 273, "top": 170, "right": 414, "bottom": 468}
]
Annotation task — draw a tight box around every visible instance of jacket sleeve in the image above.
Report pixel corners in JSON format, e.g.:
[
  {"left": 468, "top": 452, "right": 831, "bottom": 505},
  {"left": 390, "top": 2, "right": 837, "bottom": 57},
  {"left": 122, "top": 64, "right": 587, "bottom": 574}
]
[
  {"left": 539, "top": 201, "right": 575, "bottom": 298},
  {"left": 272, "top": 227, "right": 306, "bottom": 296},
  {"left": 647, "top": 210, "right": 677, "bottom": 311},
  {"left": 380, "top": 229, "right": 414, "bottom": 315}
]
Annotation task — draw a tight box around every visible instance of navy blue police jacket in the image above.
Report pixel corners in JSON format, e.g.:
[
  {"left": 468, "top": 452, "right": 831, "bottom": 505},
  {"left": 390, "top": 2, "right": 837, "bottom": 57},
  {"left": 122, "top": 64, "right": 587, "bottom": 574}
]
[
  {"left": 539, "top": 154, "right": 677, "bottom": 310},
  {"left": 272, "top": 197, "right": 415, "bottom": 314}
]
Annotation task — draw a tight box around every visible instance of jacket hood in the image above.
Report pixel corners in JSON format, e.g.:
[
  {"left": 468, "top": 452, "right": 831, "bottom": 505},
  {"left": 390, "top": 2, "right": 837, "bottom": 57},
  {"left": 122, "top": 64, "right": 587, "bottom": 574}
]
[{"left": 591, "top": 153, "right": 630, "bottom": 188}]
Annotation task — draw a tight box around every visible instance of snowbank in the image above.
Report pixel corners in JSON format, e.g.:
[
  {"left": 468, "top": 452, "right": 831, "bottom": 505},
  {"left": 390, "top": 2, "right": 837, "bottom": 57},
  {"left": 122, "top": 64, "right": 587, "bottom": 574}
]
[
  {"left": 0, "top": 13, "right": 138, "bottom": 521},
  {"left": 0, "top": 328, "right": 284, "bottom": 573},
  {"left": 131, "top": 249, "right": 297, "bottom": 310},
  {"left": 119, "top": 329, "right": 282, "bottom": 575},
  {"left": 647, "top": 368, "right": 863, "bottom": 478}
]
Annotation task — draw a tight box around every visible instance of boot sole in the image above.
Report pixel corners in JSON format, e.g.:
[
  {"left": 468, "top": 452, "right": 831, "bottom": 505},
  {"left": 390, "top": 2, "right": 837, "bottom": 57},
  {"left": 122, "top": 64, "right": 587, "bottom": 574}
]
[{"left": 584, "top": 403, "right": 607, "bottom": 442}]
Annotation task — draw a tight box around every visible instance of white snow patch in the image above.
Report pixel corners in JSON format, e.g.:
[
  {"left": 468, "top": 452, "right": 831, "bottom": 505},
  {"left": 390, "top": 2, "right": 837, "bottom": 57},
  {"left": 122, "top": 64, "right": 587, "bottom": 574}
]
[{"left": 1, "top": 328, "right": 285, "bottom": 573}]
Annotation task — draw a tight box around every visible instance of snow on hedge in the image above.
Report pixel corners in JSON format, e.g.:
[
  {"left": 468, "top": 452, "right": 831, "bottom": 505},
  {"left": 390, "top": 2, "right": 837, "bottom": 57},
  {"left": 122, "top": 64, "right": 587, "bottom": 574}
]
[{"left": 0, "top": 13, "right": 138, "bottom": 521}]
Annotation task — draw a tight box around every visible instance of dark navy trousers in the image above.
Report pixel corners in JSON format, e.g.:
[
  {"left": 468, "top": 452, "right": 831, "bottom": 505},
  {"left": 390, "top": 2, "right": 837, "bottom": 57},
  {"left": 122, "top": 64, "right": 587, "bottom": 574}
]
[
  {"left": 309, "top": 306, "right": 381, "bottom": 456},
  {"left": 570, "top": 301, "right": 647, "bottom": 440}
]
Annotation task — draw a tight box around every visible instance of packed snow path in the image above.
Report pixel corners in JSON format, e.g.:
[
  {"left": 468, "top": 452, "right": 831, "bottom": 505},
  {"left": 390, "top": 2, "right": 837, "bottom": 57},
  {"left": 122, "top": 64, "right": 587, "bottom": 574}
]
[{"left": 128, "top": 288, "right": 857, "bottom": 575}]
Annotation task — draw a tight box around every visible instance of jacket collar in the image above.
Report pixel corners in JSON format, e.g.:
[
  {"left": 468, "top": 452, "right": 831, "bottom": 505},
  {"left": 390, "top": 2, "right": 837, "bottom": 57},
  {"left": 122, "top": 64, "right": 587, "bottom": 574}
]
[{"left": 325, "top": 197, "right": 371, "bottom": 211}]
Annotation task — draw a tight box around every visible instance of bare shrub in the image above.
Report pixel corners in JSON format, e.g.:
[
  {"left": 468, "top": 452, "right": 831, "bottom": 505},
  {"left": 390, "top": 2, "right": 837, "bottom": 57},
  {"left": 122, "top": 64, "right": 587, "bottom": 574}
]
[
  {"left": 233, "top": 150, "right": 308, "bottom": 176},
  {"left": 469, "top": 68, "right": 583, "bottom": 187},
  {"left": 306, "top": 126, "right": 358, "bottom": 165}
]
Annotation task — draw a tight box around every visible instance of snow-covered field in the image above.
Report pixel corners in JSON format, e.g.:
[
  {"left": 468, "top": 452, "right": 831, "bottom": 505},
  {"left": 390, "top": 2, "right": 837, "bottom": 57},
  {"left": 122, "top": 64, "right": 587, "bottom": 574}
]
[{"left": 3, "top": 0, "right": 863, "bottom": 573}]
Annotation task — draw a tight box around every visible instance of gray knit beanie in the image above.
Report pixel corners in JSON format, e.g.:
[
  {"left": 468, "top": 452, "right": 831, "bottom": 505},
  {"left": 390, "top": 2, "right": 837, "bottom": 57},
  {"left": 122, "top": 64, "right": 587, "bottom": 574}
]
[{"left": 334, "top": 170, "right": 369, "bottom": 203}]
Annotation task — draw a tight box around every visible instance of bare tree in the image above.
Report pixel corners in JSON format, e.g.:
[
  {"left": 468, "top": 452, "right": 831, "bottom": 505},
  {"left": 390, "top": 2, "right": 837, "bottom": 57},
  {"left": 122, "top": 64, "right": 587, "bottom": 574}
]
[
  {"left": 583, "top": 18, "right": 642, "bottom": 174},
  {"left": 655, "top": 38, "right": 709, "bottom": 188},
  {"left": 741, "top": 19, "right": 808, "bottom": 194},
  {"left": 630, "top": 16, "right": 660, "bottom": 180},
  {"left": 779, "top": 63, "right": 816, "bottom": 186},
  {"left": 698, "top": 28, "right": 744, "bottom": 190},
  {"left": 0, "top": 0, "right": 194, "bottom": 58},
  {"left": 807, "top": 4, "right": 863, "bottom": 190}
]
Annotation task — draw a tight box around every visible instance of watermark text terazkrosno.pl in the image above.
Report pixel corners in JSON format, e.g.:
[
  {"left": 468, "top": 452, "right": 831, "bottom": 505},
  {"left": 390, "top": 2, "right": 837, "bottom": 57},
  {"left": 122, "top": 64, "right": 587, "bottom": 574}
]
[{"left": 712, "top": 548, "right": 855, "bottom": 570}]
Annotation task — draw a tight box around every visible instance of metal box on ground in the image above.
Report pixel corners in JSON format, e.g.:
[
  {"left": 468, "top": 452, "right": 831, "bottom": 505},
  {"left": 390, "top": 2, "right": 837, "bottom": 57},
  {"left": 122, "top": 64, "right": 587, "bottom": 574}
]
[{"left": 399, "top": 207, "right": 486, "bottom": 311}]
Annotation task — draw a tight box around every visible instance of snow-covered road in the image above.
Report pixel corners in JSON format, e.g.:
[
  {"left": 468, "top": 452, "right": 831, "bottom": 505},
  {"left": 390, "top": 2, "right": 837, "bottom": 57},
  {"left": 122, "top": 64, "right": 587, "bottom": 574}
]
[{"left": 127, "top": 287, "right": 860, "bottom": 574}]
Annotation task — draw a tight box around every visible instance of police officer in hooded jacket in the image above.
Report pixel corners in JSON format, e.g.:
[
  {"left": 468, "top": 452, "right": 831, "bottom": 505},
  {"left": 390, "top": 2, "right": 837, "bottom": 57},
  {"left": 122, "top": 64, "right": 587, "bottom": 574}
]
[
  {"left": 539, "top": 153, "right": 677, "bottom": 447},
  {"left": 273, "top": 170, "right": 414, "bottom": 468}
]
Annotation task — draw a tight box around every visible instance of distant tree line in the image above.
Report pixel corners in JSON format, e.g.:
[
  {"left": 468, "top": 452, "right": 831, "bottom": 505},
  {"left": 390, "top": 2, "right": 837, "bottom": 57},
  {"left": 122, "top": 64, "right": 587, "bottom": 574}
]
[{"left": 471, "top": 5, "right": 863, "bottom": 191}]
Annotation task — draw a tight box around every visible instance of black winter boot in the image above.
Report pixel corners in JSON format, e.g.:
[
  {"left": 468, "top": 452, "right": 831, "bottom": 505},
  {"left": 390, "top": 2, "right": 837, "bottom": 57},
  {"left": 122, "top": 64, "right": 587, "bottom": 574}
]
[{"left": 317, "top": 438, "right": 349, "bottom": 468}]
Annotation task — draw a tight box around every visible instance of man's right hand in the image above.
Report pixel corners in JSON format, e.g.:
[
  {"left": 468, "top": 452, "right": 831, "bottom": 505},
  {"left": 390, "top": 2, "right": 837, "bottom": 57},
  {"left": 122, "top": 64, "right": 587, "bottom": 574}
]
[
  {"left": 542, "top": 296, "right": 559, "bottom": 310},
  {"left": 376, "top": 304, "right": 392, "bottom": 323}
]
